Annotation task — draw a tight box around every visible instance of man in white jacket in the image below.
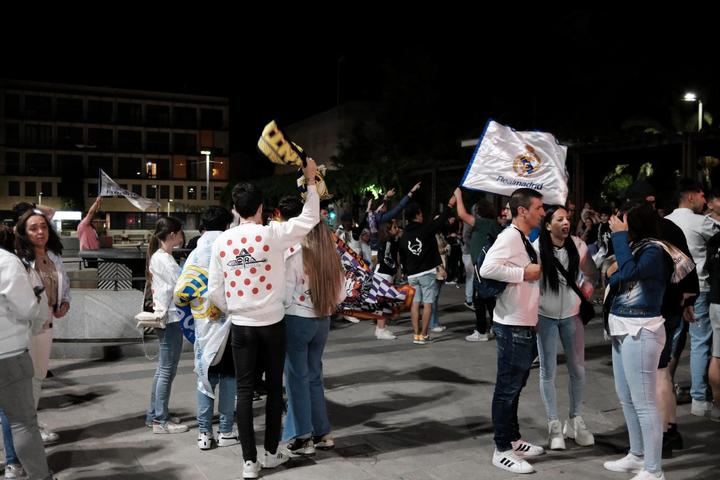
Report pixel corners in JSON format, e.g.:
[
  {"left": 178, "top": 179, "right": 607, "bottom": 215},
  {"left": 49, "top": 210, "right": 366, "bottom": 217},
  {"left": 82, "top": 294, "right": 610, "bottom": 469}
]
[
  {"left": 479, "top": 188, "right": 545, "bottom": 474},
  {"left": 208, "top": 158, "right": 319, "bottom": 479},
  {"left": 0, "top": 247, "right": 54, "bottom": 480}
]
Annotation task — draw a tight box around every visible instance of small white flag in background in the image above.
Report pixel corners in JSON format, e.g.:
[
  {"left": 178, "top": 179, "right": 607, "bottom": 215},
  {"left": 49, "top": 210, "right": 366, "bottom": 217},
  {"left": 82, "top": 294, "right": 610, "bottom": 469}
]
[
  {"left": 98, "top": 169, "right": 160, "bottom": 211},
  {"left": 461, "top": 120, "right": 569, "bottom": 205}
]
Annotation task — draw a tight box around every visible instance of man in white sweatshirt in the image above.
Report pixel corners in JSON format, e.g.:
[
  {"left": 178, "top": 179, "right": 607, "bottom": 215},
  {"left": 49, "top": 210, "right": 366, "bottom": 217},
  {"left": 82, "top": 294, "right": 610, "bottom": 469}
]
[
  {"left": 479, "top": 188, "right": 545, "bottom": 474},
  {"left": 208, "top": 158, "right": 319, "bottom": 479},
  {"left": 0, "top": 246, "right": 54, "bottom": 480}
]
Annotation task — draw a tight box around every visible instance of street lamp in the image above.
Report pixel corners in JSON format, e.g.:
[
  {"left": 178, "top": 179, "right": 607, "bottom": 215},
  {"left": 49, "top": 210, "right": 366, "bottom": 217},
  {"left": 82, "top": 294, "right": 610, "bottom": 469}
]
[
  {"left": 38, "top": 192, "right": 43, "bottom": 205},
  {"left": 683, "top": 92, "right": 703, "bottom": 132},
  {"left": 167, "top": 198, "right": 173, "bottom": 216},
  {"left": 201, "top": 149, "right": 212, "bottom": 205}
]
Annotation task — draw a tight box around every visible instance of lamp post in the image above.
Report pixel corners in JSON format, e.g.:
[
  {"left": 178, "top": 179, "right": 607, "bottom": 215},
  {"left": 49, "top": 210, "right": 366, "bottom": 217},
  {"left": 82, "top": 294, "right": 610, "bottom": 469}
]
[
  {"left": 167, "top": 198, "right": 173, "bottom": 216},
  {"left": 201, "top": 149, "right": 212, "bottom": 205},
  {"left": 683, "top": 92, "right": 703, "bottom": 132},
  {"left": 38, "top": 191, "right": 43, "bottom": 205}
]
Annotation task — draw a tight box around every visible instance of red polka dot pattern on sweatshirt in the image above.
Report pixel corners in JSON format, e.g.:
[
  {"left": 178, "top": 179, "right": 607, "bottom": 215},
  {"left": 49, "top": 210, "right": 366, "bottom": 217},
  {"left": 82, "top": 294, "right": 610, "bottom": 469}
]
[
  {"left": 252, "top": 288, "right": 259, "bottom": 295},
  {"left": 241, "top": 237, "right": 247, "bottom": 244},
  {"left": 266, "top": 284, "right": 272, "bottom": 290},
  {"left": 230, "top": 281, "right": 236, "bottom": 288},
  {"left": 233, "top": 249, "right": 239, "bottom": 255},
  {"left": 220, "top": 251, "right": 226, "bottom": 258},
  {"left": 237, "top": 290, "right": 244, "bottom": 297},
  {"left": 250, "top": 267, "right": 257, "bottom": 274},
  {"left": 263, "top": 245, "right": 270, "bottom": 252},
  {"left": 248, "top": 247, "right": 254, "bottom": 253},
  {"left": 244, "top": 279, "right": 251, "bottom": 286},
  {"left": 256, "top": 235, "right": 262, "bottom": 242},
  {"left": 259, "top": 276, "right": 266, "bottom": 282},
  {"left": 227, "top": 240, "right": 232, "bottom": 246},
  {"left": 226, "top": 292, "right": 231, "bottom": 298},
  {"left": 235, "top": 270, "right": 241, "bottom": 276},
  {"left": 265, "top": 265, "right": 271, "bottom": 271},
  {"left": 299, "top": 295, "right": 305, "bottom": 302}
]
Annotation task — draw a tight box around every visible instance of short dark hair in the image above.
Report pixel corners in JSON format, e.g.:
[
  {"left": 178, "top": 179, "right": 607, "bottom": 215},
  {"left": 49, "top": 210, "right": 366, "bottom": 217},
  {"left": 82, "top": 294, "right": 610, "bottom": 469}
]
[
  {"left": 626, "top": 181, "right": 656, "bottom": 201},
  {"left": 200, "top": 206, "right": 232, "bottom": 231},
  {"left": 231, "top": 183, "right": 263, "bottom": 218},
  {"left": 509, "top": 188, "right": 543, "bottom": 217},
  {"left": 598, "top": 206, "right": 612, "bottom": 216},
  {"left": 404, "top": 202, "right": 422, "bottom": 221},
  {"left": 0, "top": 225, "right": 15, "bottom": 252},
  {"left": 11, "top": 202, "right": 35, "bottom": 224},
  {"left": 676, "top": 178, "right": 704, "bottom": 202},
  {"left": 277, "top": 195, "right": 304, "bottom": 220},
  {"left": 620, "top": 200, "right": 659, "bottom": 241}
]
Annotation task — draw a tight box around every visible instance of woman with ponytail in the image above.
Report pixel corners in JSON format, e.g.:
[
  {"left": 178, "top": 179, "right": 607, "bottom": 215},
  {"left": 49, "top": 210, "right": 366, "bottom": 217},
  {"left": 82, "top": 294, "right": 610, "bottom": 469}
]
[
  {"left": 282, "top": 220, "right": 345, "bottom": 455},
  {"left": 144, "top": 216, "right": 187, "bottom": 434}
]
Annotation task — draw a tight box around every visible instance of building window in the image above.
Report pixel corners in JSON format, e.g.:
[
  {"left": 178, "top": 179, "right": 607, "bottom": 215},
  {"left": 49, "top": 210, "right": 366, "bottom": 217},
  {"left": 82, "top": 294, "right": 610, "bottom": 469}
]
[
  {"left": 24, "top": 124, "right": 53, "bottom": 147},
  {"left": 25, "top": 182, "right": 37, "bottom": 197},
  {"left": 25, "top": 153, "right": 52, "bottom": 176},
  {"left": 5, "top": 152, "right": 21, "bottom": 175},
  {"left": 146, "top": 184, "right": 157, "bottom": 199},
  {"left": 132, "top": 184, "right": 142, "bottom": 195},
  {"left": 4, "top": 93, "right": 21, "bottom": 117},
  {"left": 174, "top": 185, "right": 184, "bottom": 200},
  {"left": 146, "top": 105, "right": 170, "bottom": 127},
  {"left": 87, "top": 100, "right": 113, "bottom": 123},
  {"left": 117, "top": 102, "right": 142, "bottom": 125},
  {"left": 118, "top": 130, "right": 142, "bottom": 152},
  {"left": 172, "top": 155, "right": 188, "bottom": 179},
  {"left": 25, "top": 95, "right": 53, "bottom": 120},
  {"left": 211, "top": 156, "right": 229, "bottom": 180},
  {"left": 87, "top": 156, "right": 114, "bottom": 176},
  {"left": 88, "top": 182, "right": 98, "bottom": 197},
  {"left": 88, "top": 128, "right": 114, "bottom": 149},
  {"left": 118, "top": 157, "right": 141, "bottom": 178},
  {"left": 8, "top": 181, "right": 20, "bottom": 196},
  {"left": 56, "top": 98, "right": 83, "bottom": 121},
  {"left": 145, "top": 161, "right": 157, "bottom": 179},
  {"left": 173, "top": 107, "right": 197, "bottom": 128},
  {"left": 41, "top": 182, "right": 53, "bottom": 197},
  {"left": 160, "top": 185, "right": 170, "bottom": 199},
  {"left": 173, "top": 133, "right": 197, "bottom": 154},
  {"left": 187, "top": 186, "right": 197, "bottom": 200},
  {"left": 5, "top": 123, "right": 21, "bottom": 146},
  {"left": 146, "top": 131, "right": 169, "bottom": 153},
  {"left": 214, "top": 187, "right": 223, "bottom": 201},
  {"left": 201, "top": 108, "right": 224, "bottom": 129},
  {"left": 200, "top": 186, "right": 207, "bottom": 201},
  {"left": 57, "top": 126, "right": 84, "bottom": 148},
  {"left": 56, "top": 154, "right": 83, "bottom": 171}
]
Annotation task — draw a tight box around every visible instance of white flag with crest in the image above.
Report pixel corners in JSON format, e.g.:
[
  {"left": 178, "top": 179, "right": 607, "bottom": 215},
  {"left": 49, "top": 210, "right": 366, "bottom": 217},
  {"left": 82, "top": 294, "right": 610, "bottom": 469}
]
[
  {"left": 461, "top": 120, "right": 569, "bottom": 205},
  {"left": 98, "top": 169, "right": 160, "bottom": 211}
]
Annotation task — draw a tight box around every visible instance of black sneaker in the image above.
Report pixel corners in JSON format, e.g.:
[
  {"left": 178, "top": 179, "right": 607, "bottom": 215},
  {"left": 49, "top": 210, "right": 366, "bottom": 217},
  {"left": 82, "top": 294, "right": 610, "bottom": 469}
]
[
  {"left": 286, "top": 437, "right": 315, "bottom": 455},
  {"left": 662, "top": 433, "right": 673, "bottom": 459},
  {"left": 666, "top": 427, "right": 684, "bottom": 450}
]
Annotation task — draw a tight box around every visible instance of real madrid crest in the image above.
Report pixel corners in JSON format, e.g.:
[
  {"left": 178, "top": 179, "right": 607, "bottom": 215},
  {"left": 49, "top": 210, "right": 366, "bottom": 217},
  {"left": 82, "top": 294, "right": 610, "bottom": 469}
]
[{"left": 513, "top": 145, "right": 542, "bottom": 178}]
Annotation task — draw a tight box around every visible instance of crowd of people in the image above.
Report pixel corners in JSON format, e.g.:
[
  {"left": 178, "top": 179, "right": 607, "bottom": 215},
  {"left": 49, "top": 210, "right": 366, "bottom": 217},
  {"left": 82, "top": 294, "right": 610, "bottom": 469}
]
[{"left": 2, "top": 161, "right": 720, "bottom": 479}]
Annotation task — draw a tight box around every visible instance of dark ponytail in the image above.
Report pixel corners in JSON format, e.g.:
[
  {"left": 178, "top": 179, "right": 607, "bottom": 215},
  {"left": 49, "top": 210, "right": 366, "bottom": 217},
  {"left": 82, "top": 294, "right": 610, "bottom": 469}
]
[{"left": 145, "top": 216, "right": 183, "bottom": 281}]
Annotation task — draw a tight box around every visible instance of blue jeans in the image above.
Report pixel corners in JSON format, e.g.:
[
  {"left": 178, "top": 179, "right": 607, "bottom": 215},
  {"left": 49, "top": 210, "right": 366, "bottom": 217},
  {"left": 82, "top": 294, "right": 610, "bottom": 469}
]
[
  {"left": 690, "top": 292, "right": 713, "bottom": 401},
  {"left": 282, "top": 314, "right": 331, "bottom": 442},
  {"left": 492, "top": 323, "right": 537, "bottom": 451},
  {"left": 1, "top": 409, "right": 18, "bottom": 465},
  {"left": 196, "top": 373, "right": 236, "bottom": 433},
  {"left": 146, "top": 322, "right": 184, "bottom": 424},
  {"left": 536, "top": 315, "right": 585, "bottom": 420},
  {"left": 430, "top": 281, "right": 443, "bottom": 329},
  {"left": 612, "top": 328, "right": 665, "bottom": 474}
]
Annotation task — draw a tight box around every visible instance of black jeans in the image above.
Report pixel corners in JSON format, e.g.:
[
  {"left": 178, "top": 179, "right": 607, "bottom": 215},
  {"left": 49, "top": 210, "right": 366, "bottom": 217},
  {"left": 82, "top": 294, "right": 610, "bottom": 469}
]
[
  {"left": 473, "top": 288, "right": 495, "bottom": 334},
  {"left": 231, "top": 321, "right": 286, "bottom": 462},
  {"left": 491, "top": 323, "right": 537, "bottom": 451}
]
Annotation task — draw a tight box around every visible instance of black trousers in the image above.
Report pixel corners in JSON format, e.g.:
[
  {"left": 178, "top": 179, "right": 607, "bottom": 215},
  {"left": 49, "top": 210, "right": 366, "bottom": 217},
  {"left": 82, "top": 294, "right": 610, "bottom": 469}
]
[{"left": 231, "top": 321, "right": 286, "bottom": 462}]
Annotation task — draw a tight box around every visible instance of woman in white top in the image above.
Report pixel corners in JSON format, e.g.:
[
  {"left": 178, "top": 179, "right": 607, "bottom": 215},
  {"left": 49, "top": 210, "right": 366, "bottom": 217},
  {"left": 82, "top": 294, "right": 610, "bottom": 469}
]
[
  {"left": 144, "top": 217, "right": 187, "bottom": 434},
  {"left": 282, "top": 221, "right": 345, "bottom": 455},
  {"left": 535, "top": 206, "right": 596, "bottom": 450}
]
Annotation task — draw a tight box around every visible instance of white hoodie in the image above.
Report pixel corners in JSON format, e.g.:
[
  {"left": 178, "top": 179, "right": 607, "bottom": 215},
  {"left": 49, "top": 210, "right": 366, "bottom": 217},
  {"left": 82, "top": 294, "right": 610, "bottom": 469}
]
[
  {"left": 0, "top": 250, "right": 50, "bottom": 359},
  {"left": 208, "top": 185, "right": 319, "bottom": 326}
]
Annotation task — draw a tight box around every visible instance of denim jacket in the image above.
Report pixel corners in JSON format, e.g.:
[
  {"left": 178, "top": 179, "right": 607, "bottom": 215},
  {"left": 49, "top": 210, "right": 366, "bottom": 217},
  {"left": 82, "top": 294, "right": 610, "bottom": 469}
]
[{"left": 609, "top": 231, "right": 670, "bottom": 318}]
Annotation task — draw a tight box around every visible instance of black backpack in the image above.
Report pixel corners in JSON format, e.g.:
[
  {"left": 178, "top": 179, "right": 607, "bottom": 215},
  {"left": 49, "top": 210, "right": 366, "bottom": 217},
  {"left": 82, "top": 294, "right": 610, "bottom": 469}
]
[{"left": 473, "top": 228, "right": 537, "bottom": 299}]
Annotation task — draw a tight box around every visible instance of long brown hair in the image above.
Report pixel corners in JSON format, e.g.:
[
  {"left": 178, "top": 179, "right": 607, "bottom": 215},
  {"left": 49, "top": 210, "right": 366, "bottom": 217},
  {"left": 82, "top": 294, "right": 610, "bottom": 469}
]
[
  {"left": 146, "top": 216, "right": 183, "bottom": 281},
  {"left": 302, "top": 223, "right": 345, "bottom": 317}
]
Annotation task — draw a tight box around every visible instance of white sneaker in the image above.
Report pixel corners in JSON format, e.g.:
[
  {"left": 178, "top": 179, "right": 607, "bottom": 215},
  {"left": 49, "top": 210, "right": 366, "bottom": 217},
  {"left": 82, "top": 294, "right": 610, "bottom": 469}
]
[
  {"left": 492, "top": 449, "right": 534, "bottom": 474},
  {"left": 375, "top": 327, "right": 397, "bottom": 340},
  {"left": 431, "top": 326, "right": 447, "bottom": 333},
  {"left": 217, "top": 428, "right": 240, "bottom": 447},
  {"left": 691, "top": 399, "right": 712, "bottom": 417},
  {"left": 4, "top": 464, "right": 27, "bottom": 480},
  {"left": 710, "top": 405, "right": 720, "bottom": 422},
  {"left": 603, "top": 453, "right": 644, "bottom": 473},
  {"left": 511, "top": 439, "right": 545, "bottom": 457},
  {"left": 197, "top": 431, "right": 213, "bottom": 450},
  {"left": 630, "top": 470, "right": 665, "bottom": 480},
  {"left": 242, "top": 460, "right": 260, "bottom": 479},
  {"left": 153, "top": 422, "right": 189, "bottom": 434},
  {"left": 344, "top": 315, "right": 360, "bottom": 323},
  {"left": 563, "top": 415, "right": 594, "bottom": 446},
  {"left": 261, "top": 450, "right": 289, "bottom": 469},
  {"left": 547, "top": 419, "right": 566, "bottom": 450},
  {"left": 40, "top": 427, "right": 59, "bottom": 444},
  {"left": 465, "top": 330, "right": 489, "bottom": 342}
]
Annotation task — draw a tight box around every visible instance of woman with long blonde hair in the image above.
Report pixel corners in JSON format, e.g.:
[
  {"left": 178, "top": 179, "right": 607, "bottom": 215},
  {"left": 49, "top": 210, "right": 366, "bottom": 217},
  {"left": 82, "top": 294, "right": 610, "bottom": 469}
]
[{"left": 281, "top": 210, "right": 345, "bottom": 455}]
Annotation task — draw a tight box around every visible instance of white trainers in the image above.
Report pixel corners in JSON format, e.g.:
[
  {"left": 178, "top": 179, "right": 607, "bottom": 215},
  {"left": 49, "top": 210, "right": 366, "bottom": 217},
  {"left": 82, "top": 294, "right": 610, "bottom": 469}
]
[
  {"left": 547, "top": 419, "right": 566, "bottom": 450},
  {"left": 511, "top": 439, "right": 545, "bottom": 457},
  {"left": 564, "top": 415, "right": 594, "bottom": 446},
  {"left": 603, "top": 453, "right": 644, "bottom": 473},
  {"left": 431, "top": 326, "right": 447, "bottom": 333},
  {"left": 242, "top": 460, "right": 260, "bottom": 479},
  {"left": 261, "top": 450, "right": 289, "bottom": 469},
  {"left": 375, "top": 327, "right": 397, "bottom": 340},
  {"left": 492, "top": 449, "right": 534, "bottom": 474},
  {"left": 465, "top": 330, "right": 489, "bottom": 342},
  {"left": 710, "top": 405, "right": 720, "bottom": 422},
  {"left": 691, "top": 399, "right": 712, "bottom": 417},
  {"left": 4, "top": 464, "right": 27, "bottom": 480},
  {"left": 629, "top": 470, "right": 665, "bottom": 480},
  {"left": 152, "top": 422, "right": 189, "bottom": 434},
  {"left": 217, "top": 429, "right": 240, "bottom": 447},
  {"left": 197, "top": 431, "right": 213, "bottom": 450},
  {"left": 313, "top": 434, "right": 335, "bottom": 450},
  {"left": 343, "top": 315, "right": 360, "bottom": 323},
  {"left": 40, "top": 427, "right": 59, "bottom": 444}
]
